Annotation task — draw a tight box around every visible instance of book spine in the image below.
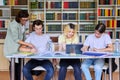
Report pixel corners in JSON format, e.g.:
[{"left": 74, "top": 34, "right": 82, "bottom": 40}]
[{"left": 64, "top": 2, "right": 69, "bottom": 8}]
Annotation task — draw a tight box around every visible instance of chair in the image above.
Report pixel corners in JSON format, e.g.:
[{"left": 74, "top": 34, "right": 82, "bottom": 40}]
[
  {"left": 89, "top": 63, "right": 108, "bottom": 80},
  {"left": 55, "top": 65, "right": 74, "bottom": 80},
  {"left": 32, "top": 66, "right": 55, "bottom": 80}
]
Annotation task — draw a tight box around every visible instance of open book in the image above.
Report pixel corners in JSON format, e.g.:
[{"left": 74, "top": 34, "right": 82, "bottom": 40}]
[
  {"left": 36, "top": 51, "right": 67, "bottom": 57},
  {"left": 12, "top": 52, "right": 33, "bottom": 57}
]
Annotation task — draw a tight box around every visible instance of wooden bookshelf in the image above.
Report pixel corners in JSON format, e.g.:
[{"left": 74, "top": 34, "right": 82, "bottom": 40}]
[{"left": 28, "top": 0, "right": 97, "bottom": 42}]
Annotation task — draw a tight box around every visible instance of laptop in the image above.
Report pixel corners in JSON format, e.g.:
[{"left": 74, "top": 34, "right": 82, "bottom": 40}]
[{"left": 66, "top": 44, "right": 83, "bottom": 54}]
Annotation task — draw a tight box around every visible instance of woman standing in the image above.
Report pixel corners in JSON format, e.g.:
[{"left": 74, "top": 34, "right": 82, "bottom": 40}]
[{"left": 4, "top": 10, "right": 34, "bottom": 80}]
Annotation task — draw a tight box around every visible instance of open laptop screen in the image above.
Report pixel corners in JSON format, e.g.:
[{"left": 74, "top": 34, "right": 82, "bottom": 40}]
[{"left": 66, "top": 44, "right": 83, "bottom": 54}]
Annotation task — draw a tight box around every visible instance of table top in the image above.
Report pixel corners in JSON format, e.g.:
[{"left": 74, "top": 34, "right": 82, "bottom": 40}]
[{"left": 6, "top": 51, "right": 120, "bottom": 59}]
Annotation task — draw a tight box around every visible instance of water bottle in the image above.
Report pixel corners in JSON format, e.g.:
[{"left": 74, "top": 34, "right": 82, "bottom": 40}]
[
  {"left": 47, "top": 41, "right": 54, "bottom": 52},
  {"left": 114, "top": 39, "right": 119, "bottom": 54}
]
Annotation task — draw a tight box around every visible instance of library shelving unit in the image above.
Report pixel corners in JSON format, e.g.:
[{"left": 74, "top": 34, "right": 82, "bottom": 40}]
[
  {"left": 0, "top": 0, "right": 28, "bottom": 71},
  {"left": 97, "top": 0, "right": 120, "bottom": 39},
  {"left": 29, "top": 0, "right": 97, "bottom": 43}
]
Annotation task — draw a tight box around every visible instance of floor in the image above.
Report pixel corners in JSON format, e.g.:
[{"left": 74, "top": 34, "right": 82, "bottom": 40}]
[{"left": 0, "top": 71, "right": 119, "bottom": 80}]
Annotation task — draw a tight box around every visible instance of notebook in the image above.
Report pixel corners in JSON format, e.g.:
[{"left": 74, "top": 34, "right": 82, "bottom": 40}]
[
  {"left": 83, "top": 51, "right": 109, "bottom": 56},
  {"left": 66, "top": 44, "right": 83, "bottom": 54}
]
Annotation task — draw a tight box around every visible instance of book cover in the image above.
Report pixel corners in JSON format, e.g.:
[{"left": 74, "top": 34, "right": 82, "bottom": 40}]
[
  {"left": 46, "top": 13, "right": 55, "bottom": 20},
  {"left": 105, "top": 9, "right": 108, "bottom": 16},
  {"left": 30, "top": 2, "right": 38, "bottom": 9},
  {"left": 69, "top": 13, "right": 76, "bottom": 20},
  {"left": 38, "top": 2, "right": 44, "bottom": 8},
  {"left": 69, "top": 2, "right": 78, "bottom": 8},
  {"left": 80, "top": 13, "right": 86, "bottom": 20},
  {"left": 55, "top": 2, "right": 61, "bottom": 8},
  {"left": 64, "top": 2, "right": 69, "bottom": 8},
  {"left": 0, "top": 21, "right": 2, "bottom": 28},
  {"left": 89, "top": 13, "right": 95, "bottom": 20},
  {"left": 117, "top": 20, "right": 120, "bottom": 27},
  {"left": 98, "top": 9, "right": 101, "bottom": 16},
  {"left": 51, "top": 2, "right": 55, "bottom": 8},
  {"left": 80, "top": 2, "right": 84, "bottom": 8},
  {"left": 18, "top": 0, "right": 27, "bottom": 5}
]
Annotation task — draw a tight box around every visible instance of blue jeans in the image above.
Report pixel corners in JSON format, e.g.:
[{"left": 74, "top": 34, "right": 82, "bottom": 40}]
[
  {"left": 58, "top": 59, "right": 82, "bottom": 80},
  {"left": 81, "top": 59, "right": 104, "bottom": 80},
  {"left": 23, "top": 59, "right": 54, "bottom": 80}
]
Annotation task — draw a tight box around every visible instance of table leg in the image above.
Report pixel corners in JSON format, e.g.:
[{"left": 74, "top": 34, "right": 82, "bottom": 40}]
[
  {"left": 21, "top": 58, "right": 24, "bottom": 80},
  {"left": 109, "top": 58, "right": 112, "bottom": 80},
  {"left": 11, "top": 58, "right": 15, "bottom": 80},
  {"left": 119, "top": 58, "right": 120, "bottom": 80}
]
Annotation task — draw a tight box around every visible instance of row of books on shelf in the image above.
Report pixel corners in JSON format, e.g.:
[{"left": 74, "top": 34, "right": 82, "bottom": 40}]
[
  {"left": 30, "top": 13, "right": 44, "bottom": 21},
  {"left": 98, "top": 9, "right": 115, "bottom": 16},
  {"left": 80, "top": 2, "right": 95, "bottom": 8},
  {"left": 98, "top": 20, "right": 116, "bottom": 28},
  {"left": 0, "top": 32, "right": 6, "bottom": 39},
  {"left": 80, "top": 13, "right": 96, "bottom": 20},
  {"left": 46, "top": 24, "right": 95, "bottom": 32},
  {"left": 46, "top": 25, "right": 61, "bottom": 31},
  {"left": 0, "top": 10, "right": 10, "bottom": 17},
  {"left": 0, "top": 9, "right": 28, "bottom": 17},
  {"left": 99, "top": 20, "right": 120, "bottom": 28},
  {"left": 0, "top": 0, "right": 27, "bottom": 5},
  {"left": 46, "top": 13, "right": 78, "bottom": 20},
  {"left": 0, "top": 20, "right": 10, "bottom": 28},
  {"left": 30, "top": 12, "right": 96, "bottom": 21},
  {"left": 30, "top": 2, "right": 44, "bottom": 9},
  {"left": 99, "top": 0, "right": 116, "bottom": 5},
  {"left": 30, "top": 1, "right": 95, "bottom": 9},
  {"left": 80, "top": 24, "right": 95, "bottom": 31}
]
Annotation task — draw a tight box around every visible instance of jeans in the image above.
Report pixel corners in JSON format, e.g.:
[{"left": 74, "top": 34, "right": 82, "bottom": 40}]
[
  {"left": 9, "top": 58, "right": 21, "bottom": 80},
  {"left": 23, "top": 59, "right": 54, "bottom": 80},
  {"left": 58, "top": 59, "right": 82, "bottom": 80},
  {"left": 81, "top": 59, "right": 104, "bottom": 80}
]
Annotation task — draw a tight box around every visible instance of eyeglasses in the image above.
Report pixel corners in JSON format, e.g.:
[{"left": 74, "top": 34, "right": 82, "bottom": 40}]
[{"left": 21, "top": 18, "right": 29, "bottom": 22}]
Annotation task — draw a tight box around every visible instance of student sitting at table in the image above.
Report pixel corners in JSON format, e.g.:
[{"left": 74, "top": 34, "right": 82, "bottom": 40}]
[
  {"left": 19, "top": 20, "right": 54, "bottom": 80},
  {"left": 81, "top": 23, "right": 114, "bottom": 80},
  {"left": 58, "top": 23, "right": 82, "bottom": 80}
]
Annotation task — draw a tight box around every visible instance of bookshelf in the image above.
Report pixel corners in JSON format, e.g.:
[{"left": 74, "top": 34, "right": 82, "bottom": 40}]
[{"left": 28, "top": 0, "right": 97, "bottom": 43}]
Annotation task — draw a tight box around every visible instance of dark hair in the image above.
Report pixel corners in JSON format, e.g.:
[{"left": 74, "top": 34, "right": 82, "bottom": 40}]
[
  {"left": 15, "top": 10, "right": 29, "bottom": 23},
  {"left": 95, "top": 23, "right": 106, "bottom": 33},
  {"left": 32, "top": 20, "right": 44, "bottom": 31},
  {"left": 69, "top": 23, "right": 75, "bottom": 30}
]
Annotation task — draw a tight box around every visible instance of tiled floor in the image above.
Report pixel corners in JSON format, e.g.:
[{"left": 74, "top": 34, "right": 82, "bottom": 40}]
[{"left": 0, "top": 71, "right": 119, "bottom": 80}]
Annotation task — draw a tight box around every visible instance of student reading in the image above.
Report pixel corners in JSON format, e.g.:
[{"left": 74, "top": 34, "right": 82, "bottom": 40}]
[
  {"left": 58, "top": 23, "right": 82, "bottom": 80},
  {"left": 19, "top": 20, "right": 54, "bottom": 80},
  {"left": 81, "top": 23, "right": 114, "bottom": 80}
]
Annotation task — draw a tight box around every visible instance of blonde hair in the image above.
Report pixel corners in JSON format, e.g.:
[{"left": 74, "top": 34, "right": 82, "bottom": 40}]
[{"left": 63, "top": 23, "right": 77, "bottom": 41}]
